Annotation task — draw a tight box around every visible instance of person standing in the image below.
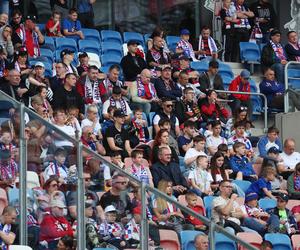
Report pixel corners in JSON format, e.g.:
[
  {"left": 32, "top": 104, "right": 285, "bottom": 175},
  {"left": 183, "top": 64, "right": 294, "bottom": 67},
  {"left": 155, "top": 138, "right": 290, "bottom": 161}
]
[{"left": 77, "top": 0, "right": 96, "bottom": 28}]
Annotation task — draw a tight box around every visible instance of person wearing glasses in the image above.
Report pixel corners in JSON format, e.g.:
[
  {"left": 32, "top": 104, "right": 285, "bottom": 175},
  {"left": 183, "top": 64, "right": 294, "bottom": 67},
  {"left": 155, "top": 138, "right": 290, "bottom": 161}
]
[
  {"left": 0, "top": 24, "right": 13, "bottom": 57},
  {"left": 10, "top": 9, "right": 22, "bottom": 31}
]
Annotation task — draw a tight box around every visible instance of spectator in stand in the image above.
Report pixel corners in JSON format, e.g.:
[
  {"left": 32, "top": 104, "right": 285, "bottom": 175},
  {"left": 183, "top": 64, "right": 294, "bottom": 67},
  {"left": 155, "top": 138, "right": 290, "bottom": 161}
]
[
  {"left": 175, "top": 87, "right": 202, "bottom": 126},
  {"left": 158, "top": 118, "right": 180, "bottom": 155},
  {"left": 0, "top": 45, "right": 8, "bottom": 79},
  {"left": 128, "top": 108, "right": 150, "bottom": 145},
  {"left": 102, "top": 86, "right": 131, "bottom": 121},
  {"left": 287, "top": 162, "right": 300, "bottom": 199},
  {"left": 0, "top": 206, "right": 17, "bottom": 249},
  {"left": 153, "top": 98, "right": 180, "bottom": 138},
  {"left": 151, "top": 147, "right": 188, "bottom": 196},
  {"left": 0, "top": 149, "right": 18, "bottom": 189},
  {"left": 206, "top": 120, "right": 227, "bottom": 156},
  {"left": 257, "top": 126, "right": 282, "bottom": 158},
  {"left": 250, "top": 0, "right": 277, "bottom": 43},
  {"left": 120, "top": 39, "right": 147, "bottom": 82},
  {"left": 220, "top": 0, "right": 239, "bottom": 62},
  {"left": 99, "top": 173, "right": 133, "bottom": 223},
  {"left": 184, "top": 135, "right": 207, "bottom": 170},
  {"left": 62, "top": 8, "right": 84, "bottom": 40},
  {"left": 229, "top": 69, "right": 252, "bottom": 115},
  {"left": 279, "top": 138, "right": 300, "bottom": 179},
  {"left": 147, "top": 26, "right": 169, "bottom": 54},
  {"left": 76, "top": 52, "right": 89, "bottom": 77},
  {"left": 129, "top": 68, "right": 159, "bottom": 114},
  {"left": 177, "top": 121, "right": 196, "bottom": 157},
  {"left": 81, "top": 125, "right": 106, "bottom": 157},
  {"left": 12, "top": 15, "right": 44, "bottom": 57},
  {"left": 60, "top": 49, "right": 78, "bottom": 77},
  {"left": 261, "top": 241, "right": 273, "bottom": 250},
  {"left": 53, "top": 73, "right": 85, "bottom": 116},
  {"left": 194, "top": 234, "right": 209, "bottom": 250},
  {"left": 199, "top": 89, "right": 230, "bottom": 124},
  {"left": 259, "top": 68, "right": 285, "bottom": 110},
  {"left": 152, "top": 129, "right": 179, "bottom": 164},
  {"left": 261, "top": 30, "right": 287, "bottom": 84},
  {"left": 154, "top": 64, "right": 182, "bottom": 101},
  {"left": 0, "top": 24, "right": 14, "bottom": 58},
  {"left": 81, "top": 104, "right": 102, "bottom": 137},
  {"left": 176, "top": 29, "right": 198, "bottom": 61},
  {"left": 56, "top": 235, "right": 75, "bottom": 250},
  {"left": 50, "top": 62, "right": 67, "bottom": 92},
  {"left": 146, "top": 35, "right": 171, "bottom": 68},
  {"left": 39, "top": 199, "right": 73, "bottom": 249},
  {"left": 0, "top": 13, "right": 8, "bottom": 28},
  {"left": 45, "top": 11, "right": 63, "bottom": 37},
  {"left": 10, "top": 9, "right": 22, "bottom": 32},
  {"left": 173, "top": 55, "right": 193, "bottom": 80},
  {"left": 285, "top": 31, "right": 300, "bottom": 62},
  {"left": 52, "top": 0, "right": 69, "bottom": 19},
  {"left": 77, "top": 0, "right": 96, "bottom": 28},
  {"left": 197, "top": 26, "right": 218, "bottom": 60},
  {"left": 231, "top": 0, "right": 254, "bottom": 62},
  {"left": 199, "top": 60, "right": 224, "bottom": 95},
  {"left": 10, "top": 46, "right": 31, "bottom": 82}
]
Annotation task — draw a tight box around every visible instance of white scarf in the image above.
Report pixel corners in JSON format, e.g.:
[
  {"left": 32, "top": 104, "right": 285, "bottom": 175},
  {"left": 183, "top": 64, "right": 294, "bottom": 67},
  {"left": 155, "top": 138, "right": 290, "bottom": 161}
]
[
  {"left": 84, "top": 77, "right": 101, "bottom": 104},
  {"left": 198, "top": 35, "right": 218, "bottom": 59}
]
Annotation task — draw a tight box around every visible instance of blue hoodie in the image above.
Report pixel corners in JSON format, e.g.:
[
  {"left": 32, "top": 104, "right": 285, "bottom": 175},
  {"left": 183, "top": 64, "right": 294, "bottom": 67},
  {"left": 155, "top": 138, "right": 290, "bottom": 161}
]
[{"left": 259, "top": 79, "right": 285, "bottom": 107}]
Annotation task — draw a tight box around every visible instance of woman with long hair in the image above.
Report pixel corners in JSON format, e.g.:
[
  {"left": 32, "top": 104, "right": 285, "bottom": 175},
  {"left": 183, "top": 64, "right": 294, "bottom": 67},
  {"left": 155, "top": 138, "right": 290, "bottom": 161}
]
[
  {"left": 151, "top": 129, "right": 179, "bottom": 164},
  {"left": 147, "top": 26, "right": 170, "bottom": 53}
]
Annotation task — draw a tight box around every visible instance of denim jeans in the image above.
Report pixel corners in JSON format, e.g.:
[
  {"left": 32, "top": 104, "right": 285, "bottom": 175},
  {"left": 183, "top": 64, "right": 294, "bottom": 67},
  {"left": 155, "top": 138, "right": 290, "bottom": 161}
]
[{"left": 271, "top": 63, "right": 285, "bottom": 84}]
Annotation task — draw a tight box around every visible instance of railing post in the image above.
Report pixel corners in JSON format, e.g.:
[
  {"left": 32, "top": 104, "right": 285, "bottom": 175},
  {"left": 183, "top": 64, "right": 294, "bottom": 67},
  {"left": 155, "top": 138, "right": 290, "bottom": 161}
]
[
  {"left": 76, "top": 141, "right": 85, "bottom": 250},
  {"left": 140, "top": 182, "right": 148, "bottom": 250},
  {"left": 262, "top": 94, "right": 268, "bottom": 133},
  {"left": 209, "top": 220, "right": 215, "bottom": 250},
  {"left": 284, "top": 62, "right": 290, "bottom": 113},
  {"left": 19, "top": 103, "right": 27, "bottom": 245}
]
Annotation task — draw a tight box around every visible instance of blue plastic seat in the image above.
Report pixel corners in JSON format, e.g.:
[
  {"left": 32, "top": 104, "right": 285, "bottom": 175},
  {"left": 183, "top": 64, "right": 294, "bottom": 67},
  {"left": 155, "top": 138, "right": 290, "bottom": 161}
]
[
  {"left": 166, "top": 35, "right": 180, "bottom": 52},
  {"left": 100, "top": 54, "right": 122, "bottom": 67},
  {"left": 249, "top": 79, "right": 258, "bottom": 93},
  {"left": 144, "top": 33, "right": 151, "bottom": 43},
  {"left": 287, "top": 67, "right": 300, "bottom": 89},
  {"left": 258, "top": 198, "right": 276, "bottom": 211},
  {"left": 240, "top": 42, "right": 261, "bottom": 62},
  {"left": 0, "top": 100, "right": 14, "bottom": 119},
  {"left": 55, "top": 37, "right": 78, "bottom": 52},
  {"left": 215, "top": 233, "right": 237, "bottom": 250},
  {"left": 218, "top": 63, "right": 234, "bottom": 79},
  {"left": 123, "top": 31, "right": 145, "bottom": 47},
  {"left": 148, "top": 112, "right": 156, "bottom": 126},
  {"left": 101, "top": 42, "right": 123, "bottom": 57},
  {"left": 191, "top": 61, "right": 209, "bottom": 73},
  {"left": 40, "top": 48, "right": 54, "bottom": 63},
  {"left": 41, "top": 36, "right": 55, "bottom": 51},
  {"left": 252, "top": 95, "right": 263, "bottom": 113},
  {"left": 36, "top": 23, "right": 45, "bottom": 34},
  {"left": 203, "top": 196, "right": 215, "bottom": 218},
  {"left": 81, "top": 28, "right": 101, "bottom": 43},
  {"left": 78, "top": 40, "right": 101, "bottom": 55},
  {"left": 181, "top": 230, "right": 205, "bottom": 250},
  {"left": 100, "top": 30, "right": 123, "bottom": 44},
  {"left": 232, "top": 180, "right": 251, "bottom": 193},
  {"left": 264, "top": 233, "right": 292, "bottom": 250}
]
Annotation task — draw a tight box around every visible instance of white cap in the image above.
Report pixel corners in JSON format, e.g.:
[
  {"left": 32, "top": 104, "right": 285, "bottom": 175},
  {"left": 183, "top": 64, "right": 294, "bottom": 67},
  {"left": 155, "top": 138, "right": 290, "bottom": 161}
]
[
  {"left": 104, "top": 205, "right": 117, "bottom": 213},
  {"left": 35, "top": 61, "right": 45, "bottom": 68},
  {"left": 50, "top": 199, "right": 66, "bottom": 208}
]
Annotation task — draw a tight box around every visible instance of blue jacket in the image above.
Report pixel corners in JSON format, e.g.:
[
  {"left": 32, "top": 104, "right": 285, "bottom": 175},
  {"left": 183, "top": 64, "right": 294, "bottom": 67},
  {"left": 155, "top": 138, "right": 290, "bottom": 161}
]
[
  {"left": 259, "top": 79, "right": 285, "bottom": 106},
  {"left": 257, "top": 135, "right": 282, "bottom": 157},
  {"left": 154, "top": 77, "right": 182, "bottom": 100},
  {"left": 229, "top": 155, "right": 255, "bottom": 176}
]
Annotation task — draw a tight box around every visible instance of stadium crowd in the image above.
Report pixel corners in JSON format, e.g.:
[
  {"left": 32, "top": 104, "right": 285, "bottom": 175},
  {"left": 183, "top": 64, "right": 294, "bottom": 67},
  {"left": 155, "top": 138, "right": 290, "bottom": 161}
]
[{"left": 1, "top": 0, "right": 300, "bottom": 249}]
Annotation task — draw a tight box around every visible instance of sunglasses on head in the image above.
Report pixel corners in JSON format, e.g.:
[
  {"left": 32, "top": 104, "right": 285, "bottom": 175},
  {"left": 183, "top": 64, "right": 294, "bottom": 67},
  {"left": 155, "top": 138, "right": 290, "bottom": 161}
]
[{"left": 240, "top": 106, "right": 248, "bottom": 111}]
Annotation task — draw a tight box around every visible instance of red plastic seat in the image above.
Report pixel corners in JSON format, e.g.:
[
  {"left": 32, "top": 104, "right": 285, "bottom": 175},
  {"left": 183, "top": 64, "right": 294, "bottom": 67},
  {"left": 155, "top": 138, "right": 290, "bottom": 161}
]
[
  {"left": 159, "top": 229, "right": 180, "bottom": 250},
  {"left": 237, "top": 232, "right": 262, "bottom": 250}
]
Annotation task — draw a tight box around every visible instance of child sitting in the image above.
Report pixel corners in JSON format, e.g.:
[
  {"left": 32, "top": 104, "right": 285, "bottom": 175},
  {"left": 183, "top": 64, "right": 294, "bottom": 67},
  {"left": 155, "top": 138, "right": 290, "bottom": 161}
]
[
  {"left": 0, "top": 149, "right": 18, "bottom": 189},
  {"left": 184, "top": 192, "right": 206, "bottom": 231},
  {"left": 129, "top": 108, "right": 149, "bottom": 144},
  {"left": 188, "top": 155, "right": 214, "bottom": 197},
  {"left": 124, "top": 206, "right": 143, "bottom": 248},
  {"left": 101, "top": 106, "right": 116, "bottom": 135},
  {"left": 43, "top": 148, "right": 68, "bottom": 183},
  {"left": 99, "top": 205, "right": 127, "bottom": 249},
  {"left": 38, "top": 86, "right": 54, "bottom": 119},
  {"left": 66, "top": 106, "right": 81, "bottom": 137},
  {"left": 0, "top": 131, "right": 17, "bottom": 159},
  {"left": 229, "top": 142, "right": 258, "bottom": 182}
]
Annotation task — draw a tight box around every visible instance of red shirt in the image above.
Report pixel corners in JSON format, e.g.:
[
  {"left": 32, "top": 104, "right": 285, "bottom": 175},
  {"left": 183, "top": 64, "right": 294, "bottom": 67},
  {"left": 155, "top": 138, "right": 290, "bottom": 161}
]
[
  {"left": 292, "top": 205, "right": 300, "bottom": 228},
  {"left": 185, "top": 205, "right": 205, "bottom": 226},
  {"left": 229, "top": 75, "right": 251, "bottom": 101},
  {"left": 46, "top": 18, "right": 61, "bottom": 37}
]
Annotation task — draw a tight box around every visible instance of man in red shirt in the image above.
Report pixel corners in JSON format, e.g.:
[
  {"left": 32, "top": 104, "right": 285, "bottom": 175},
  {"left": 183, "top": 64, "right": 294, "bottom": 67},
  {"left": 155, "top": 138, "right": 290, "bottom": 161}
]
[
  {"left": 229, "top": 69, "right": 252, "bottom": 115},
  {"left": 12, "top": 15, "right": 44, "bottom": 57},
  {"left": 39, "top": 199, "right": 73, "bottom": 249}
]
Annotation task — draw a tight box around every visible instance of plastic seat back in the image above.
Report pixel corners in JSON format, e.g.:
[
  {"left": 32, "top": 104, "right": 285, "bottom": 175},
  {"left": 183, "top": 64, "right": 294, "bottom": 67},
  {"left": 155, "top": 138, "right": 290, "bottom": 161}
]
[
  {"left": 215, "top": 233, "right": 237, "bottom": 250},
  {"left": 203, "top": 196, "right": 216, "bottom": 218},
  {"left": 100, "top": 30, "right": 123, "bottom": 44},
  {"left": 232, "top": 180, "right": 251, "bottom": 193},
  {"left": 78, "top": 39, "right": 101, "bottom": 55},
  {"left": 82, "top": 28, "right": 101, "bottom": 43},
  {"left": 265, "top": 233, "right": 292, "bottom": 250},
  {"left": 237, "top": 232, "right": 262, "bottom": 250},
  {"left": 181, "top": 230, "right": 205, "bottom": 250},
  {"left": 258, "top": 198, "right": 276, "bottom": 211},
  {"left": 55, "top": 37, "right": 78, "bottom": 52},
  {"left": 100, "top": 54, "right": 122, "bottom": 67},
  {"left": 159, "top": 229, "right": 180, "bottom": 250},
  {"left": 123, "top": 31, "right": 144, "bottom": 47},
  {"left": 166, "top": 35, "right": 180, "bottom": 52}
]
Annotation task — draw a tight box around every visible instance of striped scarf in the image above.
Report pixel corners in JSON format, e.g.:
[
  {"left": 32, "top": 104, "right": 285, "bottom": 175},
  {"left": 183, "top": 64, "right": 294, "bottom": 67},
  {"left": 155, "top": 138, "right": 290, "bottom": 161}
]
[
  {"left": 234, "top": 3, "right": 251, "bottom": 29},
  {"left": 109, "top": 96, "right": 127, "bottom": 114},
  {"left": 136, "top": 77, "right": 156, "bottom": 99},
  {"left": 84, "top": 77, "right": 102, "bottom": 104},
  {"left": 270, "top": 40, "right": 287, "bottom": 61},
  {"left": 198, "top": 35, "right": 217, "bottom": 58},
  {"left": 177, "top": 39, "right": 196, "bottom": 60}
]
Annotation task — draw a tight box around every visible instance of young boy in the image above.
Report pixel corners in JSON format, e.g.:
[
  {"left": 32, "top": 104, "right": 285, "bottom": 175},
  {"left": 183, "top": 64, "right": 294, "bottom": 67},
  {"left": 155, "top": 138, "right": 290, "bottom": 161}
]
[
  {"left": 0, "top": 131, "right": 17, "bottom": 159},
  {"left": 129, "top": 108, "right": 149, "bottom": 144},
  {"left": 77, "top": 52, "right": 89, "bottom": 77},
  {"left": 0, "top": 149, "right": 18, "bottom": 188},
  {"left": 43, "top": 147, "right": 68, "bottom": 183},
  {"left": 177, "top": 120, "right": 197, "bottom": 157},
  {"left": 246, "top": 167, "right": 277, "bottom": 200},
  {"left": 206, "top": 120, "right": 227, "bottom": 156},
  {"left": 230, "top": 142, "right": 257, "bottom": 182},
  {"left": 176, "top": 29, "right": 197, "bottom": 61},
  {"left": 99, "top": 205, "right": 127, "bottom": 249},
  {"left": 124, "top": 206, "right": 142, "bottom": 248},
  {"left": 184, "top": 135, "right": 207, "bottom": 169},
  {"left": 101, "top": 106, "right": 116, "bottom": 135},
  {"left": 184, "top": 192, "right": 206, "bottom": 231}
]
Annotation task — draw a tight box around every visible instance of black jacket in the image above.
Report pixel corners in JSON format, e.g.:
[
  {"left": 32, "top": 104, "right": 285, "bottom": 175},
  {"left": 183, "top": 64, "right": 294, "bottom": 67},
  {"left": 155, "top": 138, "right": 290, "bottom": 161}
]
[
  {"left": 120, "top": 53, "right": 147, "bottom": 81},
  {"left": 285, "top": 43, "right": 300, "bottom": 62},
  {"left": 199, "top": 72, "right": 224, "bottom": 94}
]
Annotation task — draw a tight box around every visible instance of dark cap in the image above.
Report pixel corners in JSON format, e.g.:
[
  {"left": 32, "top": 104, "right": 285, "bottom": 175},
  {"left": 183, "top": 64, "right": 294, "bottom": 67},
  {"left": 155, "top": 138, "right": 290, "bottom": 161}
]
[
  {"left": 112, "top": 86, "right": 122, "bottom": 95},
  {"left": 240, "top": 69, "right": 251, "bottom": 79},
  {"left": 267, "top": 146, "right": 281, "bottom": 154},
  {"left": 15, "top": 46, "right": 27, "bottom": 56},
  {"left": 54, "top": 147, "right": 67, "bottom": 156},
  {"left": 276, "top": 193, "right": 289, "bottom": 202},
  {"left": 270, "top": 29, "right": 281, "bottom": 37},
  {"left": 0, "top": 150, "right": 11, "bottom": 160},
  {"left": 114, "top": 109, "right": 126, "bottom": 118},
  {"left": 127, "top": 39, "right": 140, "bottom": 46},
  {"left": 60, "top": 49, "right": 75, "bottom": 59},
  {"left": 179, "top": 55, "right": 189, "bottom": 61},
  {"left": 78, "top": 52, "right": 88, "bottom": 58},
  {"left": 180, "top": 29, "right": 190, "bottom": 35},
  {"left": 245, "top": 192, "right": 258, "bottom": 202},
  {"left": 25, "top": 15, "right": 37, "bottom": 22}
]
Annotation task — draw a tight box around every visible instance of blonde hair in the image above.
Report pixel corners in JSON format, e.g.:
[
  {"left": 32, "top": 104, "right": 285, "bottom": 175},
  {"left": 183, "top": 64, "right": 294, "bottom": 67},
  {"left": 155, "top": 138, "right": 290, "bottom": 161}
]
[
  {"left": 87, "top": 104, "right": 98, "bottom": 114},
  {"left": 156, "top": 180, "right": 172, "bottom": 214}
]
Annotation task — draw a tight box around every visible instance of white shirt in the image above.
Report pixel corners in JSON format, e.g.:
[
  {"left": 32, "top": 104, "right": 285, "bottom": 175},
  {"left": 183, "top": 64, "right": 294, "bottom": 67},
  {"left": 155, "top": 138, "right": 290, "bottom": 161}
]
[
  {"left": 206, "top": 135, "right": 227, "bottom": 151},
  {"left": 153, "top": 114, "right": 179, "bottom": 126},
  {"left": 102, "top": 98, "right": 132, "bottom": 116},
  {"left": 184, "top": 148, "right": 207, "bottom": 169},
  {"left": 54, "top": 125, "right": 75, "bottom": 147},
  {"left": 81, "top": 118, "right": 101, "bottom": 135},
  {"left": 188, "top": 168, "right": 213, "bottom": 191},
  {"left": 280, "top": 151, "right": 300, "bottom": 170}
]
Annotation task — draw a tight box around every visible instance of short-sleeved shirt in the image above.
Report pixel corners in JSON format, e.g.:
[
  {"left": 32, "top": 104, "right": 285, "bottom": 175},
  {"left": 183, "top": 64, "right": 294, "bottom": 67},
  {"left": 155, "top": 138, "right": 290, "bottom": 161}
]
[
  {"left": 104, "top": 125, "right": 129, "bottom": 153},
  {"left": 66, "top": 189, "right": 99, "bottom": 207},
  {"left": 62, "top": 18, "right": 82, "bottom": 39},
  {"left": 246, "top": 177, "right": 271, "bottom": 198},
  {"left": 206, "top": 135, "right": 227, "bottom": 152},
  {"left": 280, "top": 151, "right": 300, "bottom": 170},
  {"left": 177, "top": 135, "right": 192, "bottom": 156},
  {"left": 188, "top": 168, "right": 213, "bottom": 191}
]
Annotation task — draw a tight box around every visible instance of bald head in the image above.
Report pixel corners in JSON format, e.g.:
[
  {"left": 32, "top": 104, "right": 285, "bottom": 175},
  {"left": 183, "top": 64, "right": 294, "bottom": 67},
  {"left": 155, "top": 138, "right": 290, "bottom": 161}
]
[
  {"left": 284, "top": 138, "right": 296, "bottom": 155},
  {"left": 140, "top": 69, "right": 151, "bottom": 83},
  {"left": 194, "top": 234, "right": 209, "bottom": 250}
]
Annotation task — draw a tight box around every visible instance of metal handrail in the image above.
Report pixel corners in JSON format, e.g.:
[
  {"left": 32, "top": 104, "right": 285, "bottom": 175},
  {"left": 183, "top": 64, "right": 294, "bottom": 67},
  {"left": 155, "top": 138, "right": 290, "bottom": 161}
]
[
  {"left": 0, "top": 90, "right": 258, "bottom": 250},
  {"left": 284, "top": 61, "right": 300, "bottom": 113},
  {"left": 215, "top": 89, "right": 268, "bottom": 132}
]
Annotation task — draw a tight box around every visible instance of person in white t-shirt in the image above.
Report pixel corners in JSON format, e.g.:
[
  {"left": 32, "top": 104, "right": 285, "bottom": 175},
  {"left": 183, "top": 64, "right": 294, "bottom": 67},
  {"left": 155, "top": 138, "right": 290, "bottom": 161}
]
[
  {"left": 184, "top": 135, "right": 207, "bottom": 170},
  {"left": 279, "top": 138, "right": 300, "bottom": 179},
  {"left": 81, "top": 104, "right": 102, "bottom": 138},
  {"left": 206, "top": 120, "right": 227, "bottom": 156}
]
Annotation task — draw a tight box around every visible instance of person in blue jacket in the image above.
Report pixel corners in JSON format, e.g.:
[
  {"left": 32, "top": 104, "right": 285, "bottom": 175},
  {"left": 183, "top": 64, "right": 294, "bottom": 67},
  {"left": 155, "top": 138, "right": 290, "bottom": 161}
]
[
  {"left": 257, "top": 126, "right": 282, "bottom": 158},
  {"left": 229, "top": 141, "right": 258, "bottom": 182}
]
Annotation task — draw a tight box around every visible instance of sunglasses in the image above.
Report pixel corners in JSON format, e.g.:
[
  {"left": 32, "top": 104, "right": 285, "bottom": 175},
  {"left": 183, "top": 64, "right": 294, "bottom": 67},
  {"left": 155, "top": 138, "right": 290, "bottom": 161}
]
[
  {"left": 240, "top": 106, "right": 248, "bottom": 111},
  {"left": 166, "top": 104, "right": 173, "bottom": 108}
]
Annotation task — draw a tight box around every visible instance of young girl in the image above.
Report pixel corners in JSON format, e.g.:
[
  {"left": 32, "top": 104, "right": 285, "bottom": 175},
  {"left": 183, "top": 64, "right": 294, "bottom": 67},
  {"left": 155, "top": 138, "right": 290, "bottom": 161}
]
[
  {"left": 38, "top": 86, "right": 53, "bottom": 119},
  {"left": 188, "top": 155, "right": 214, "bottom": 197}
]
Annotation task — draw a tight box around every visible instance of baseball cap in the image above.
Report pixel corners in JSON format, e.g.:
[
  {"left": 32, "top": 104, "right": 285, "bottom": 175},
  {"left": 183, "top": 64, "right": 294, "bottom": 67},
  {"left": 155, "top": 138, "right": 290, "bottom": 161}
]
[
  {"left": 60, "top": 49, "right": 75, "bottom": 59},
  {"left": 78, "top": 52, "right": 88, "bottom": 58},
  {"left": 161, "top": 64, "right": 172, "bottom": 71},
  {"left": 34, "top": 61, "right": 45, "bottom": 68},
  {"left": 50, "top": 199, "right": 66, "bottom": 208},
  {"left": 25, "top": 15, "right": 37, "bottom": 22},
  {"left": 114, "top": 109, "right": 126, "bottom": 118},
  {"left": 245, "top": 192, "right": 259, "bottom": 202},
  {"left": 240, "top": 69, "right": 251, "bottom": 79},
  {"left": 276, "top": 193, "right": 289, "bottom": 202},
  {"left": 104, "top": 205, "right": 117, "bottom": 213},
  {"left": 180, "top": 29, "right": 190, "bottom": 35},
  {"left": 267, "top": 146, "right": 281, "bottom": 154},
  {"left": 127, "top": 39, "right": 140, "bottom": 46}
]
